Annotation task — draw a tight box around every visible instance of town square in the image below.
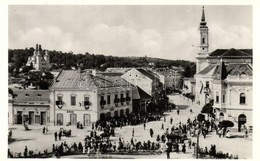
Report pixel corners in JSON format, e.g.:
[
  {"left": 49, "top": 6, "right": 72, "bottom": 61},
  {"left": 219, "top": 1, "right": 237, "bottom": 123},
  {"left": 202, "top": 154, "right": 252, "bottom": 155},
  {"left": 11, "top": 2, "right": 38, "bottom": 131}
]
[{"left": 6, "top": 4, "right": 253, "bottom": 159}]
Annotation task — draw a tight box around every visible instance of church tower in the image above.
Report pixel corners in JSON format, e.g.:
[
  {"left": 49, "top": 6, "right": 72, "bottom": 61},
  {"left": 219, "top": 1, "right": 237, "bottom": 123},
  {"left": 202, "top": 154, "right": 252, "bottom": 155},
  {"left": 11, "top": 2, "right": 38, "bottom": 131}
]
[{"left": 196, "top": 6, "right": 210, "bottom": 74}]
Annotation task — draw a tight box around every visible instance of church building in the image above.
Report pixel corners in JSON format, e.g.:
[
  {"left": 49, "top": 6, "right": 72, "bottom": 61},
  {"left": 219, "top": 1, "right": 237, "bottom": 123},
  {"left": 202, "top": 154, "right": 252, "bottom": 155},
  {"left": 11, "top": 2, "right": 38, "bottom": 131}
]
[
  {"left": 26, "top": 44, "right": 50, "bottom": 71},
  {"left": 194, "top": 7, "right": 253, "bottom": 131}
]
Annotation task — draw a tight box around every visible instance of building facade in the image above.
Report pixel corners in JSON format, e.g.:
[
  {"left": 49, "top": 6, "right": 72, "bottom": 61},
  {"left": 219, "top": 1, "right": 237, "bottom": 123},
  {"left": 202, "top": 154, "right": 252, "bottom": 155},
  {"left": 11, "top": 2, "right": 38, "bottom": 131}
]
[
  {"left": 154, "top": 68, "right": 183, "bottom": 89},
  {"left": 8, "top": 89, "right": 50, "bottom": 125},
  {"left": 194, "top": 7, "right": 253, "bottom": 129},
  {"left": 121, "top": 68, "right": 162, "bottom": 97},
  {"left": 26, "top": 44, "right": 50, "bottom": 71},
  {"left": 49, "top": 70, "right": 133, "bottom": 126}
]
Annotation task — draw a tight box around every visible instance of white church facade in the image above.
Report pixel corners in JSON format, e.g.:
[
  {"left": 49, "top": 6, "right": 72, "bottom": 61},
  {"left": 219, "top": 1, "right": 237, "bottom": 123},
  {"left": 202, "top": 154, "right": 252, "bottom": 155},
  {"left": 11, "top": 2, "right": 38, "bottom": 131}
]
[
  {"left": 194, "top": 7, "right": 253, "bottom": 131},
  {"left": 26, "top": 44, "right": 50, "bottom": 71}
]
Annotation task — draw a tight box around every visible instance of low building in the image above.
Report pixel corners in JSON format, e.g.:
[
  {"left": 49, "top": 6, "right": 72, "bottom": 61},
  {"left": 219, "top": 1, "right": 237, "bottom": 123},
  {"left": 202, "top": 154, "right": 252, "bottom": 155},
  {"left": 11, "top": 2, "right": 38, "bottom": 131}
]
[
  {"left": 49, "top": 70, "right": 133, "bottom": 126},
  {"left": 8, "top": 89, "right": 50, "bottom": 125},
  {"left": 182, "top": 77, "right": 196, "bottom": 95}
]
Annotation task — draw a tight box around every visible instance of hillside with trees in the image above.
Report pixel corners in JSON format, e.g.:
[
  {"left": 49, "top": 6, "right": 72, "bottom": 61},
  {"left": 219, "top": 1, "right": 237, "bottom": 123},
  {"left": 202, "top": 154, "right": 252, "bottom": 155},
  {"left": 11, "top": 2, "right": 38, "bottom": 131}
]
[{"left": 8, "top": 48, "right": 196, "bottom": 77}]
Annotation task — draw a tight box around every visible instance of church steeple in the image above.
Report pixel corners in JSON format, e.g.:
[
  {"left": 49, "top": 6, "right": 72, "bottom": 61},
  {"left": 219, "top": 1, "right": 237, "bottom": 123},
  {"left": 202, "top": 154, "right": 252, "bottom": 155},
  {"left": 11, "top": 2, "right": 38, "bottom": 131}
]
[
  {"left": 198, "top": 6, "right": 209, "bottom": 53},
  {"left": 200, "top": 6, "right": 207, "bottom": 27},
  {"left": 196, "top": 6, "right": 209, "bottom": 74}
]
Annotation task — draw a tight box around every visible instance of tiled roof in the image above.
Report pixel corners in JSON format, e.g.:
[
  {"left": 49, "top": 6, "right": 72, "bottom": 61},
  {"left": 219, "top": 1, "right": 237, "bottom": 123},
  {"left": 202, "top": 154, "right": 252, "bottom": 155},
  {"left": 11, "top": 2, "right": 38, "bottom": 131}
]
[
  {"left": 208, "top": 48, "right": 252, "bottom": 58},
  {"left": 226, "top": 64, "right": 253, "bottom": 76},
  {"left": 50, "top": 70, "right": 130, "bottom": 90},
  {"left": 198, "top": 65, "right": 218, "bottom": 75},
  {"left": 199, "top": 63, "right": 252, "bottom": 78},
  {"left": 137, "top": 87, "right": 151, "bottom": 99},
  {"left": 97, "top": 72, "right": 123, "bottom": 77},
  {"left": 12, "top": 90, "right": 49, "bottom": 103},
  {"left": 136, "top": 68, "right": 160, "bottom": 82}
]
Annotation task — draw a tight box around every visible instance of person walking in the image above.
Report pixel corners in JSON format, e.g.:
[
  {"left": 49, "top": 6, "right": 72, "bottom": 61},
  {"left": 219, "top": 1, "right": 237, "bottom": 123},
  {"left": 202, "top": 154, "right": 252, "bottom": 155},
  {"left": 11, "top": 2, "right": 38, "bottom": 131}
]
[
  {"left": 58, "top": 131, "right": 62, "bottom": 140},
  {"left": 54, "top": 132, "right": 57, "bottom": 141},
  {"left": 132, "top": 128, "right": 135, "bottom": 137},
  {"left": 177, "top": 109, "right": 180, "bottom": 115},
  {"left": 170, "top": 117, "right": 173, "bottom": 124},
  {"left": 143, "top": 122, "right": 146, "bottom": 130},
  {"left": 161, "top": 123, "right": 164, "bottom": 130},
  {"left": 182, "top": 144, "right": 186, "bottom": 153},
  {"left": 42, "top": 127, "right": 45, "bottom": 135},
  {"left": 24, "top": 146, "right": 28, "bottom": 158},
  {"left": 166, "top": 141, "right": 172, "bottom": 159},
  {"left": 150, "top": 128, "right": 154, "bottom": 138}
]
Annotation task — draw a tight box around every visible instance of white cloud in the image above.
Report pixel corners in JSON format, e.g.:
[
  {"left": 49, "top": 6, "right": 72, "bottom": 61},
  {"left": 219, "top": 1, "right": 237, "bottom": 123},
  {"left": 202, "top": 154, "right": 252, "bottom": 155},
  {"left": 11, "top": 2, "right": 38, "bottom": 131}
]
[
  {"left": 9, "top": 22, "right": 252, "bottom": 62},
  {"left": 210, "top": 23, "right": 252, "bottom": 51}
]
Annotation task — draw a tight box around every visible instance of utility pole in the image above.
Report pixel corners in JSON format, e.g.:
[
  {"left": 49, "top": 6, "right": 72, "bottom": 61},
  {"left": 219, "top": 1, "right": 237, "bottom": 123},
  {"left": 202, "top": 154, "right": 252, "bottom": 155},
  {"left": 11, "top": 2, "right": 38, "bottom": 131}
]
[{"left": 196, "top": 129, "right": 201, "bottom": 159}]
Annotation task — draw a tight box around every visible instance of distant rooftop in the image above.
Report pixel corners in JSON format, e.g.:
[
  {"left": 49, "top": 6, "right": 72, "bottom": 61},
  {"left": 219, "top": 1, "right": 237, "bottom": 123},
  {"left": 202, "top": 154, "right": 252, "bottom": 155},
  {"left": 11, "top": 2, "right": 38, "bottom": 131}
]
[
  {"left": 12, "top": 90, "right": 49, "bottom": 103},
  {"left": 208, "top": 48, "right": 252, "bottom": 58}
]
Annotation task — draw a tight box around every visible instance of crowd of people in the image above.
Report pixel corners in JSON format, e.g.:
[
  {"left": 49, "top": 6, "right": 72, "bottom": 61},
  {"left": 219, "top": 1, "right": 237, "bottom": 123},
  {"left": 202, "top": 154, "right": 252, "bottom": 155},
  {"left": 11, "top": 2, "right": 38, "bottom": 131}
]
[
  {"left": 8, "top": 100, "right": 244, "bottom": 159},
  {"left": 197, "top": 144, "right": 239, "bottom": 159}
]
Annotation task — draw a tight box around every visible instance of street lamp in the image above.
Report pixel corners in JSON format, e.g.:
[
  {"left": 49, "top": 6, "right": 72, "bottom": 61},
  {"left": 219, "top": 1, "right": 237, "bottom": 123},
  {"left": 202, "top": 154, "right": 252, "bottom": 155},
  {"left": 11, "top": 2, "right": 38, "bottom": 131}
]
[{"left": 196, "top": 128, "right": 201, "bottom": 159}]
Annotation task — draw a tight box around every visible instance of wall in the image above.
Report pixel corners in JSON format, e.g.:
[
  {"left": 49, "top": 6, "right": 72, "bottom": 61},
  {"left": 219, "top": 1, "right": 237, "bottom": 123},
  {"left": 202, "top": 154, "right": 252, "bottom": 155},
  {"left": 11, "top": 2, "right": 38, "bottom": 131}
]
[{"left": 122, "top": 69, "right": 153, "bottom": 96}]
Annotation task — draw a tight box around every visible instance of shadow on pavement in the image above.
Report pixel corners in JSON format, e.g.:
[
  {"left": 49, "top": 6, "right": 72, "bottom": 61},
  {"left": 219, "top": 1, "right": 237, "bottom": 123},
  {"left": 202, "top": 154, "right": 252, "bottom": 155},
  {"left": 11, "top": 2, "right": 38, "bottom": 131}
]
[{"left": 8, "top": 138, "right": 35, "bottom": 144}]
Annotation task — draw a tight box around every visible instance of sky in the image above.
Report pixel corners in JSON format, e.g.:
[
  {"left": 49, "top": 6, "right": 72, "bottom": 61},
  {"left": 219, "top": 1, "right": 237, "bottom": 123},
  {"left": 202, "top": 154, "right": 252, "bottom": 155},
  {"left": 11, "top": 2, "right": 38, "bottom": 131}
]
[{"left": 8, "top": 5, "right": 252, "bottom": 61}]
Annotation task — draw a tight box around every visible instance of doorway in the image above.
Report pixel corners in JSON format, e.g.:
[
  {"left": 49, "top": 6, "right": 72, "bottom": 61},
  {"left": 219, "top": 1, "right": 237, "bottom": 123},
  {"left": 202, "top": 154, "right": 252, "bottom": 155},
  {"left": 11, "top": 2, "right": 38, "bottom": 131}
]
[
  {"left": 70, "top": 114, "right": 77, "bottom": 125},
  {"left": 100, "top": 113, "right": 105, "bottom": 120},
  {"left": 40, "top": 112, "right": 46, "bottom": 125},
  {"left": 28, "top": 111, "right": 35, "bottom": 125},
  {"left": 57, "top": 113, "right": 63, "bottom": 125},
  {"left": 16, "top": 111, "right": 23, "bottom": 124},
  {"left": 238, "top": 114, "right": 247, "bottom": 132},
  {"left": 84, "top": 114, "right": 91, "bottom": 126}
]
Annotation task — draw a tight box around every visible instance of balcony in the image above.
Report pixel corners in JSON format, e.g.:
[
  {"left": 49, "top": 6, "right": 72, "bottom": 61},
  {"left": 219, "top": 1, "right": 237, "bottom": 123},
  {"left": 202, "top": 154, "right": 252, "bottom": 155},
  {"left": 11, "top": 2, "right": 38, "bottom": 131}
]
[
  {"left": 126, "top": 97, "right": 131, "bottom": 104},
  {"left": 114, "top": 98, "right": 119, "bottom": 106},
  {"left": 84, "top": 101, "right": 91, "bottom": 106},
  {"left": 100, "top": 100, "right": 106, "bottom": 108},
  {"left": 203, "top": 87, "right": 210, "bottom": 94},
  {"left": 120, "top": 98, "right": 125, "bottom": 105},
  {"left": 56, "top": 100, "right": 63, "bottom": 109}
]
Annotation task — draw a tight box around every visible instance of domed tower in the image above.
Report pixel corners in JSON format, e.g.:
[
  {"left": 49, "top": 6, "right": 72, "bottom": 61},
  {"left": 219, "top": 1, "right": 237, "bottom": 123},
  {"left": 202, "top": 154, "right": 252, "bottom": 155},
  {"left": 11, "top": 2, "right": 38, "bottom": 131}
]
[
  {"left": 44, "top": 51, "right": 50, "bottom": 70},
  {"left": 196, "top": 6, "right": 210, "bottom": 74},
  {"left": 44, "top": 51, "right": 50, "bottom": 63},
  {"left": 35, "top": 44, "right": 42, "bottom": 70}
]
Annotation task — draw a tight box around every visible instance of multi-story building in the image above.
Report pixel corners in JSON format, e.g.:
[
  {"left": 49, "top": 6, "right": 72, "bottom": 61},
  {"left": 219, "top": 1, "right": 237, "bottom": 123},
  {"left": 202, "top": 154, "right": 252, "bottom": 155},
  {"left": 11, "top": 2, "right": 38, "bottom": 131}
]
[
  {"left": 194, "top": 7, "right": 253, "bottom": 130},
  {"left": 154, "top": 68, "right": 183, "bottom": 89},
  {"left": 26, "top": 44, "right": 50, "bottom": 71},
  {"left": 8, "top": 89, "right": 50, "bottom": 125},
  {"left": 121, "top": 68, "right": 163, "bottom": 97},
  {"left": 49, "top": 70, "right": 133, "bottom": 126}
]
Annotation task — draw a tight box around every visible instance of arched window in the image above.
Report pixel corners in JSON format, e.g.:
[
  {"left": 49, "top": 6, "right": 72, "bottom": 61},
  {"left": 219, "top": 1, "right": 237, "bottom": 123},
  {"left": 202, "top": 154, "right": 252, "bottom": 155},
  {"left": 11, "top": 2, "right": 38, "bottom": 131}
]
[
  {"left": 240, "top": 93, "right": 246, "bottom": 104},
  {"left": 219, "top": 113, "right": 224, "bottom": 122}
]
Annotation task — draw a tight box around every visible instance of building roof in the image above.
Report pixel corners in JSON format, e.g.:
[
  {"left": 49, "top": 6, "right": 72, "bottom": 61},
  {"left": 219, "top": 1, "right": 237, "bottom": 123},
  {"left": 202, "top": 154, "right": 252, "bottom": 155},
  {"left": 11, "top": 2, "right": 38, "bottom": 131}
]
[
  {"left": 105, "top": 68, "right": 131, "bottom": 73},
  {"left": 97, "top": 72, "right": 124, "bottom": 77},
  {"left": 225, "top": 64, "right": 253, "bottom": 76},
  {"left": 136, "top": 68, "right": 161, "bottom": 82},
  {"left": 198, "top": 64, "right": 219, "bottom": 75},
  {"left": 12, "top": 90, "right": 50, "bottom": 103},
  {"left": 51, "top": 70, "right": 130, "bottom": 90},
  {"left": 198, "top": 63, "right": 253, "bottom": 78},
  {"left": 134, "top": 87, "right": 151, "bottom": 100},
  {"left": 208, "top": 48, "right": 252, "bottom": 58}
]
